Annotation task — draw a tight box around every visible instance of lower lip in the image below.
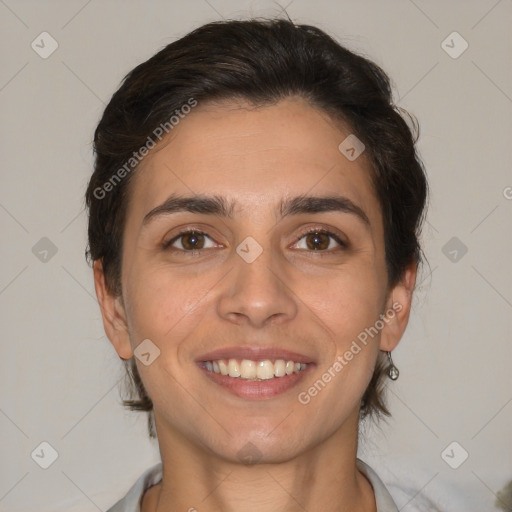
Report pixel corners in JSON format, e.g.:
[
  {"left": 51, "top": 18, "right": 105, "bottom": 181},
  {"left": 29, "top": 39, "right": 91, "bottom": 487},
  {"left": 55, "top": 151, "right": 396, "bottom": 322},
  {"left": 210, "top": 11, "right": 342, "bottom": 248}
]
[{"left": 197, "top": 364, "right": 314, "bottom": 400}]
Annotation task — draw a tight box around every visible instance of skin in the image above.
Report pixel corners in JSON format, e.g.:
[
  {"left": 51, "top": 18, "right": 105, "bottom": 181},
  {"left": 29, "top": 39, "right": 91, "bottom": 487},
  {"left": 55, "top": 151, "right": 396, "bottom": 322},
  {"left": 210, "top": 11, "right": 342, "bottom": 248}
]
[{"left": 94, "top": 96, "right": 416, "bottom": 512}]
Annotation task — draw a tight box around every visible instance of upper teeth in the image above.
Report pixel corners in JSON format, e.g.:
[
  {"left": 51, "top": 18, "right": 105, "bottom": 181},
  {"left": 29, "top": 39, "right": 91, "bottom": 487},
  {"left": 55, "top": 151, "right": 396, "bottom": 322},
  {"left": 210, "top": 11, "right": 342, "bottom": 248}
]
[{"left": 204, "top": 359, "right": 307, "bottom": 380}]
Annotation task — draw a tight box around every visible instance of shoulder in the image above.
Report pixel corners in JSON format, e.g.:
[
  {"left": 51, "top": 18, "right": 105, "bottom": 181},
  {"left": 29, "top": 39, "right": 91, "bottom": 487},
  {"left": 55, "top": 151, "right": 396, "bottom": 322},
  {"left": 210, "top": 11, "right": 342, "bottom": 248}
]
[
  {"left": 358, "top": 459, "right": 443, "bottom": 512},
  {"left": 357, "top": 458, "right": 400, "bottom": 512},
  {"left": 105, "top": 463, "right": 163, "bottom": 512}
]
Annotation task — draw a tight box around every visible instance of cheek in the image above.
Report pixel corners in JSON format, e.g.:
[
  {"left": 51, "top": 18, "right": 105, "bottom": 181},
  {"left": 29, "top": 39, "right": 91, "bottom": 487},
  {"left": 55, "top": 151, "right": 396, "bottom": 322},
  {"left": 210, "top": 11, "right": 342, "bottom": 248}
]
[
  {"left": 122, "top": 262, "right": 201, "bottom": 344},
  {"left": 303, "top": 276, "right": 383, "bottom": 419},
  {"left": 299, "top": 263, "right": 385, "bottom": 344},
  {"left": 122, "top": 266, "right": 209, "bottom": 403},
  {"left": 295, "top": 263, "right": 384, "bottom": 409}
]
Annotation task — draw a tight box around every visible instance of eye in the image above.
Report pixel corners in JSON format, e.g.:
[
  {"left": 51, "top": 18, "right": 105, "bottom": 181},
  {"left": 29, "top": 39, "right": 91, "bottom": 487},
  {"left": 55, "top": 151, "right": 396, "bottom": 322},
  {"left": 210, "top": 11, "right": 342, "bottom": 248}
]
[
  {"left": 163, "top": 228, "right": 346, "bottom": 253},
  {"left": 163, "top": 230, "right": 218, "bottom": 252},
  {"left": 292, "top": 228, "right": 346, "bottom": 252}
]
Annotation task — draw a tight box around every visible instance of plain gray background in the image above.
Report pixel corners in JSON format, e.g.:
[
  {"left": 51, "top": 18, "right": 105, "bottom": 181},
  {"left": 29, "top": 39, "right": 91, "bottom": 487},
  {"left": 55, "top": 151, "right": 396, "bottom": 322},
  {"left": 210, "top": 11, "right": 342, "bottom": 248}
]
[{"left": 1, "top": 0, "right": 511, "bottom": 510}]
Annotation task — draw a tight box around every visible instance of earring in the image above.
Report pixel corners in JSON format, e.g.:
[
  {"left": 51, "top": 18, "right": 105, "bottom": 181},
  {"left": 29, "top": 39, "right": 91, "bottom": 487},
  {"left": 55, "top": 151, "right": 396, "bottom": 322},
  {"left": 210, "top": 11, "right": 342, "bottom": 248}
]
[{"left": 386, "top": 351, "right": 399, "bottom": 380}]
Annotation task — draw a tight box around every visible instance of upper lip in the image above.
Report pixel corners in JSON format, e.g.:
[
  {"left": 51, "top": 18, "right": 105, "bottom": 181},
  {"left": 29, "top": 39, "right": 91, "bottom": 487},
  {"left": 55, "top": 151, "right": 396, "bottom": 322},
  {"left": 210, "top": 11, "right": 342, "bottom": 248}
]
[{"left": 195, "top": 346, "right": 314, "bottom": 364}]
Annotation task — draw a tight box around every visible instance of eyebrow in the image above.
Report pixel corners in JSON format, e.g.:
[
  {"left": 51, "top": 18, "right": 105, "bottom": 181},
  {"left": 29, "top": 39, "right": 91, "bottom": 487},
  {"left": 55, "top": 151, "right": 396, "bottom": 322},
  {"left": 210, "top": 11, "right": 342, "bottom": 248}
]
[{"left": 142, "top": 193, "right": 371, "bottom": 228}]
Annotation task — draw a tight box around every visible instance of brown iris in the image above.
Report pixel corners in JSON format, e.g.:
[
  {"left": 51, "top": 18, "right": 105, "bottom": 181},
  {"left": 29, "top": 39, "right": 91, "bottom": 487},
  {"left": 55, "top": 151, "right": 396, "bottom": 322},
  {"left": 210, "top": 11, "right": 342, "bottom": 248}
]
[
  {"left": 181, "top": 232, "right": 206, "bottom": 250},
  {"left": 305, "top": 232, "right": 330, "bottom": 250}
]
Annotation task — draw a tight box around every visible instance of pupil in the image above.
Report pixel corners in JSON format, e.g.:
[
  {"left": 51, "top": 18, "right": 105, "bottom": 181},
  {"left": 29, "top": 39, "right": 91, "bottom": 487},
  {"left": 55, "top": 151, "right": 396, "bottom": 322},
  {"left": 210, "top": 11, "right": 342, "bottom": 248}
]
[
  {"left": 184, "top": 233, "right": 203, "bottom": 249},
  {"left": 307, "top": 232, "right": 327, "bottom": 250}
]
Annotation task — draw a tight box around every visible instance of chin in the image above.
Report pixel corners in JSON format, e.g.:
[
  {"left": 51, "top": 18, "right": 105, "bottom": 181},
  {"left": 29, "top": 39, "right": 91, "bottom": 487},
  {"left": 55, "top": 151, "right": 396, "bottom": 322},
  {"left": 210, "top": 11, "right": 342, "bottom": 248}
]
[{"left": 208, "top": 430, "right": 311, "bottom": 466}]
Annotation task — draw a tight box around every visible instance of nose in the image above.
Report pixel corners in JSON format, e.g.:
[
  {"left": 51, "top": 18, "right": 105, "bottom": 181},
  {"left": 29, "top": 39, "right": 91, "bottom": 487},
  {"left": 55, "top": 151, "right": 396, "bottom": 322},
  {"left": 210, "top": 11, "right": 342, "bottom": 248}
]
[{"left": 216, "top": 241, "right": 298, "bottom": 328}]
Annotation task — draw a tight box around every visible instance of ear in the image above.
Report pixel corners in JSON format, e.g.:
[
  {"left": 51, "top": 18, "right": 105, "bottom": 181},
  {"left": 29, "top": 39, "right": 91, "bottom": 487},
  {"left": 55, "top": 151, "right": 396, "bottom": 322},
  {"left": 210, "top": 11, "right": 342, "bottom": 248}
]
[
  {"left": 93, "top": 259, "right": 133, "bottom": 360},
  {"left": 379, "top": 262, "right": 417, "bottom": 352}
]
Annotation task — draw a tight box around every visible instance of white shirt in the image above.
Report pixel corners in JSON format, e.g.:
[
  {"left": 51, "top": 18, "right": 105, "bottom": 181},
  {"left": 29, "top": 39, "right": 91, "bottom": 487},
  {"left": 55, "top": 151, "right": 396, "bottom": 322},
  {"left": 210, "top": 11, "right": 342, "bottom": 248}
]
[{"left": 106, "top": 458, "right": 399, "bottom": 511}]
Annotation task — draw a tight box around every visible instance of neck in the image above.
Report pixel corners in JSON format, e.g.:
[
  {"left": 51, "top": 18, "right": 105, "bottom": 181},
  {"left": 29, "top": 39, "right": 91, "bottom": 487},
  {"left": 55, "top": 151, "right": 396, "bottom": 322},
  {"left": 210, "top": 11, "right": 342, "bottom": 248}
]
[{"left": 143, "top": 411, "right": 376, "bottom": 512}]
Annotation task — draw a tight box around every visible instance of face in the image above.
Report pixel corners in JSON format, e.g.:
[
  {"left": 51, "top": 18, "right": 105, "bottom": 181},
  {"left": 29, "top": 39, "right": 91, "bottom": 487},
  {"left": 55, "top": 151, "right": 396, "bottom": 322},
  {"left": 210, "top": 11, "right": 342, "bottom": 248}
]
[{"left": 95, "top": 96, "right": 414, "bottom": 463}]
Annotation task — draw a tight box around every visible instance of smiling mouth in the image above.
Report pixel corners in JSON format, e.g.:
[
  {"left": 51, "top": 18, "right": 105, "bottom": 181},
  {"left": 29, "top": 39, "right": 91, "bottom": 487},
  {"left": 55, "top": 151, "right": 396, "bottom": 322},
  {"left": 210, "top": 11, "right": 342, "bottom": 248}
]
[{"left": 200, "top": 358, "right": 308, "bottom": 381}]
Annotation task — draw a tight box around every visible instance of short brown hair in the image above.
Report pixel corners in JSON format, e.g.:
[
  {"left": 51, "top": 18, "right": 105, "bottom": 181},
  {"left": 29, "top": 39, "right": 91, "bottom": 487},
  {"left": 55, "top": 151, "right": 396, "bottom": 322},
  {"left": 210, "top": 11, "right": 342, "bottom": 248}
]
[{"left": 85, "top": 18, "right": 428, "bottom": 438}]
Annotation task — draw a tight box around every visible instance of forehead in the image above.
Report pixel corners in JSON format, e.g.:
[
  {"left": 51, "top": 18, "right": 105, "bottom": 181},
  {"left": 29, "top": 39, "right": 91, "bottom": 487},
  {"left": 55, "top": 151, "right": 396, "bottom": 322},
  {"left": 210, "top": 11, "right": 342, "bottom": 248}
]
[{"left": 125, "top": 97, "right": 381, "bottom": 229}]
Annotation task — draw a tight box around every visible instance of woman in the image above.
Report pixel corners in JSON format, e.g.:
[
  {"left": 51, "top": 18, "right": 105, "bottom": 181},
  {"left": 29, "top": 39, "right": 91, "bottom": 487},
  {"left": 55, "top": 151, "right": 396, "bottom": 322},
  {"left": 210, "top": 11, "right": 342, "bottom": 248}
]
[{"left": 86, "top": 18, "right": 428, "bottom": 512}]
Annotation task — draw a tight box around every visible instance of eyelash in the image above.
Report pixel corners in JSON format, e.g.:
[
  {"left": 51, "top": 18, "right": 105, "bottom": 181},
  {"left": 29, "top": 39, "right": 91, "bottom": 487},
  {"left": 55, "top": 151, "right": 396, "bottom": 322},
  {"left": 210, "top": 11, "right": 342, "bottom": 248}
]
[
  {"left": 162, "top": 227, "right": 347, "bottom": 255},
  {"left": 293, "top": 228, "right": 347, "bottom": 254}
]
